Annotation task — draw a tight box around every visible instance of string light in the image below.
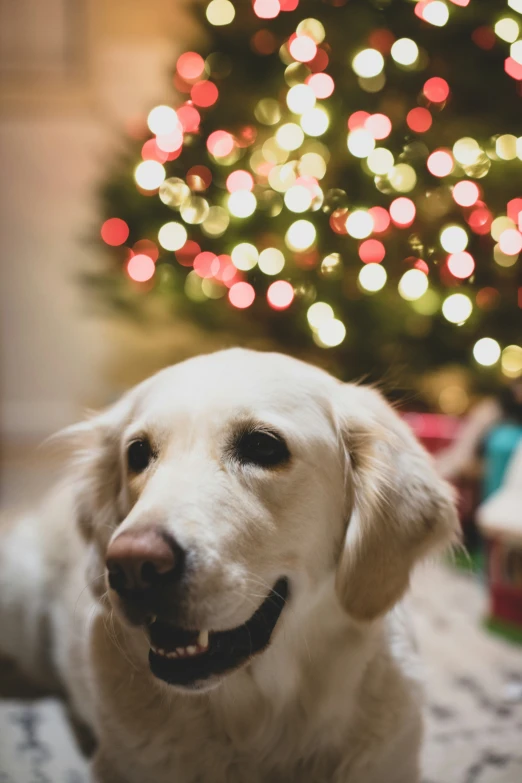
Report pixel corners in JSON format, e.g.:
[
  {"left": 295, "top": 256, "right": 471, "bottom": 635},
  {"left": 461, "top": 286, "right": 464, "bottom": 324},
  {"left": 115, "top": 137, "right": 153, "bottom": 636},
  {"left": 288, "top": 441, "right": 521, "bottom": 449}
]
[
  {"left": 259, "top": 248, "right": 285, "bottom": 275},
  {"left": 267, "top": 280, "right": 294, "bottom": 309},
  {"left": 390, "top": 198, "right": 416, "bottom": 227},
  {"left": 287, "top": 84, "right": 316, "bottom": 114},
  {"left": 228, "top": 282, "right": 255, "bottom": 308},
  {"left": 351, "top": 49, "right": 385, "bottom": 78},
  {"left": 231, "top": 243, "right": 258, "bottom": 271},
  {"left": 158, "top": 222, "right": 188, "bottom": 251},
  {"left": 206, "top": 0, "right": 236, "bottom": 25},
  {"left": 447, "top": 251, "right": 475, "bottom": 278},
  {"left": 346, "top": 210, "right": 374, "bottom": 238},
  {"left": 452, "top": 181, "right": 480, "bottom": 207},
  {"left": 391, "top": 38, "right": 419, "bottom": 66},
  {"left": 442, "top": 293, "right": 473, "bottom": 323},
  {"left": 473, "top": 338, "right": 501, "bottom": 366},
  {"left": 134, "top": 160, "right": 166, "bottom": 190},
  {"left": 228, "top": 191, "right": 257, "bottom": 218},
  {"left": 440, "top": 224, "right": 468, "bottom": 252},
  {"left": 316, "top": 319, "right": 346, "bottom": 347},
  {"left": 307, "top": 301, "right": 334, "bottom": 329},
  {"left": 347, "top": 129, "right": 375, "bottom": 158},
  {"left": 398, "top": 269, "right": 429, "bottom": 301},
  {"left": 127, "top": 254, "right": 155, "bottom": 282},
  {"left": 147, "top": 106, "right": 179, "bottom": 135},
  {"left": 276, "top": 123, "right": 305, "bottom": 150},
  {"left": 421, "top": 1, "right": 450, "bottom": 28},
  {"left": 300, "top": 108, "right": 329, "bottom": 136},
  {"left": 285, "top": 219, "right": 316, "bottom": 250},
  {"left": 358, "top": 263, "right": 387, "bottom": 292},
  {"left": 502, "top": 345, "right": 522, "bottom": 377},
  {"left": 101, "top": 218, "right": 129, "bottom": 246}
]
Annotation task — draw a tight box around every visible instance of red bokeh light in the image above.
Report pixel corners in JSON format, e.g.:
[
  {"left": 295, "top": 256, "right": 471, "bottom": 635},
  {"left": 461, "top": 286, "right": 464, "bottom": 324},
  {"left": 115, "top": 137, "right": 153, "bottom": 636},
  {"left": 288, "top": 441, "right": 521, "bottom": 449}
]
[
  {"left": 187, "top": 165, "right": 212, "bottom": 191},
  {"left": 427, "top": 149, "right": 454, "bottom": 177},
  {"left": 251, "top": 29, "right": 278, "bottom": 55},
  {"left": 447, "top": 251, "right": 475, "bottom": 279},
  {"left": 156, "top": 128, "right": 183, "bottom": 153},
  {"left": 176, "top": 52, "right": 205, "bottom": 81},
  {"left": 505, "top": 57, "right": 522, "bottom": 81},
  {"left": 267, "top": 280, "right": 294, "bottom": 310},
  {"left": 348, "top": 111, "right": 370, "bottom": 131},
  {"left": 499, "top": 229, "right": 522, "bottom": 255},
  {"left": 280, "top": 0, "right": 299, "bottom": 9},
  {"left": 423, "top": 77, "right": 450, "bottom": 103},
  {"left": 141, "top": 139, "right": 168, "bottom": 163},
  {"left": 368, "top": 28, "right": 395, "bottom": 55},
  {"left": 368, "top": 206, "right": 391, "bottom": 234},
  {"left": 365, "top": 113, "right": 392, "bottom": 140},
  {"left": 289, "top": 35, "right": 317, "bottom": 63},
  {"left": 176, "top": 240, "right": 200, "bottom": 267},
  {"left": 229, "top": 282, "right": 256, "bottom": 309},
  {"left": 406, "top": 107, "right": 432, "bottom": 133},
  {"left": 306, "top": 73, "right": 335, "bottom": 99},
  {"left": 476, "top": 287, "right": 500, "bottom": 310},
  {"left": 359, "top": 239, "right": 385, "bottom": 264},
  {"left": 127, "top": 254, "right": 155, "bottom": 282},
  {"left": 101, "top": 218, "right": 129, "bottom": 246},
  {"left": 173, "top": 72, "right": 193, "bottom": 93},
  {"left": 253, "top": 0, "right": 280, "bottom": 19},
  {"left": 191, "top": 80, "right": 219, "bottom": 107},
  {"left": 329, "top": 208, "right": 349, "bottom": 235},
  {"left": 472, "top": 26, "right": 496, "bottom": 51},
  {"left": 194, "top": 251, "right": 218, "bottom": 279},
  {"left": 467, "top": 205, "right": 493, "bottom": 235},
  {"left": 452, "top": 180, "right": 480, "bottom": 207},
  {"left": 507, "top": 198, "right": 522, "bottom": 230},
  {"left": 389, "top": 198, "right": 416, "bottom": 227},
  {"left": 413, "top": 258, "right": 429, "bottom": 274},
  {"left": 207, "top": 130, "right": 235, "bottom": 158},
  {"left": 226, "top": 170, "right": 254, "bottom": 193},
  {"left": 177, "top": 105, "right": 200, "bottom": 133},
  {"left": 308, "top": 48, "right": 329, "bottom": 72},
  {"left": 133, "top": 239, "right": 159, "bottom": 262}
]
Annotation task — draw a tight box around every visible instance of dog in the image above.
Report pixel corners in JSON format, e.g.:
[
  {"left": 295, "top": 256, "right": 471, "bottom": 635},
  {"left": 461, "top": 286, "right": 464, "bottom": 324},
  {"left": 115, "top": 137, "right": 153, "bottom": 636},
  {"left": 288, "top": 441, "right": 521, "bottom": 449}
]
[{"left": 0, "top": 348, "right": 458, "bottom": 783}]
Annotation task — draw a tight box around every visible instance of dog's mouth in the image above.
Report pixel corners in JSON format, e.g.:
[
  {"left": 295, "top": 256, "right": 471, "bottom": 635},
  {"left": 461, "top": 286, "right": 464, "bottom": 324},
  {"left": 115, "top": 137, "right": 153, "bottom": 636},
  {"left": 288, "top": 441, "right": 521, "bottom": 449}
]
[{"left": 147, "top": 577, "right": 289, "bottom": 688}]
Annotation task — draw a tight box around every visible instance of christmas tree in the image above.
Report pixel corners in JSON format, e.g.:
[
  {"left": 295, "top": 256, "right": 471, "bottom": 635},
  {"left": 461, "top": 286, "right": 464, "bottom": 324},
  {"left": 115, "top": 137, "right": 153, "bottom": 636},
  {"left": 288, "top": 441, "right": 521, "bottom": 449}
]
[{"left": 93, "top": 0, "right": 522, "bottom": 394}]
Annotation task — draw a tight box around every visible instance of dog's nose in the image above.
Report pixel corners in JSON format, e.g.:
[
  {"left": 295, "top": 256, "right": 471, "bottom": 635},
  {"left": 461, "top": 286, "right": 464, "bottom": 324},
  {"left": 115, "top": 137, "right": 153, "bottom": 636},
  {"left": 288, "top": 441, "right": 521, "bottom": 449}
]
[{"left": 106, "top": 528, "right": 185, "bottom": 594}]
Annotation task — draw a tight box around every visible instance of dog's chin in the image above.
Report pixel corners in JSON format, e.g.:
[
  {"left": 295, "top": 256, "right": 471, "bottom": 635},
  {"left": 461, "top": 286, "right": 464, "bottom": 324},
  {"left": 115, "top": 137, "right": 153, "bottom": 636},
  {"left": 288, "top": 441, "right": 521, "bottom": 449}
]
[{"left": 146, "top": 577, "right": 289, "bottom": 691}]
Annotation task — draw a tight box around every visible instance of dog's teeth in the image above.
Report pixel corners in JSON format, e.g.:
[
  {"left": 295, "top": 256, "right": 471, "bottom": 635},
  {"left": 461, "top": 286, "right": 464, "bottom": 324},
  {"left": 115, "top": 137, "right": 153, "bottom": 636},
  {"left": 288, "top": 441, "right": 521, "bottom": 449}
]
[
  {"left": 186, "top": 645, "right": 197, "bottom": 656},
  {"left": 176, "top": 647, "right": 185, "bottom": 656},
  {"left": 197, "top": 630, "right": 209, "bottom": 648},
  {"left": 166, "top": 651, "right": 178, "bottom": 659},
  {"left": 150, "top": 615, "right": 157, "bottom": 624}
]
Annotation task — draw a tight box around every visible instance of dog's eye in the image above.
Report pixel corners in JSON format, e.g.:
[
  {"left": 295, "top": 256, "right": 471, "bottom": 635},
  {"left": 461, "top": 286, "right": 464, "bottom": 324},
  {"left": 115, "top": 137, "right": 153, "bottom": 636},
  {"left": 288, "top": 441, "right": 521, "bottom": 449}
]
[
  {"left": 127, "top": 438, "right": 153, "bottom": 474},
  {"left": 235, "top": 430, "right": 290, "bottom": 468}
]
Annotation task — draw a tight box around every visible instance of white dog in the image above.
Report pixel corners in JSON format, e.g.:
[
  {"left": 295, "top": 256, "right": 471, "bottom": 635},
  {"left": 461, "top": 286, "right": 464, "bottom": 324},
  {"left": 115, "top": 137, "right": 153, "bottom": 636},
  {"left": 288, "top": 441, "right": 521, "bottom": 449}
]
[{"left": 0, "top": 349, "right": 458, "bottom": 783}]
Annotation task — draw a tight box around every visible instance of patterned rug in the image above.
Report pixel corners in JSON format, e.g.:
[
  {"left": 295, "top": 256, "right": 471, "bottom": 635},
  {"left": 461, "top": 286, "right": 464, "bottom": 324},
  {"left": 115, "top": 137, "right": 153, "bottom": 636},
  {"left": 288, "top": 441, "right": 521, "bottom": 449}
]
[{"left": 0, "top": 563, "right": 521, "bottom": 783}]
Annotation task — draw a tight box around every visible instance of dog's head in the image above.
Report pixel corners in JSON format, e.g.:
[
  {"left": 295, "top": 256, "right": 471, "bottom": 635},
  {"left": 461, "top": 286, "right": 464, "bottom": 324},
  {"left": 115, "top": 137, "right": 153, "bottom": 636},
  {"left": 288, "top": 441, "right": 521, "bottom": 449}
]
[{"left": 64, "top": 349, "right": 458, "bottom": 691}]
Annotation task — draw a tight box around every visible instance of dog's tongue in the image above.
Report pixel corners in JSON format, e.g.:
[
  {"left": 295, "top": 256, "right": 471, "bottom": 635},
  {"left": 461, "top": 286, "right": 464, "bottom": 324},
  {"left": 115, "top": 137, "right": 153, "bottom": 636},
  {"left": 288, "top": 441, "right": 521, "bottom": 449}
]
[{"left": 149, "top": 621, "right": 203, "bottom": 652}]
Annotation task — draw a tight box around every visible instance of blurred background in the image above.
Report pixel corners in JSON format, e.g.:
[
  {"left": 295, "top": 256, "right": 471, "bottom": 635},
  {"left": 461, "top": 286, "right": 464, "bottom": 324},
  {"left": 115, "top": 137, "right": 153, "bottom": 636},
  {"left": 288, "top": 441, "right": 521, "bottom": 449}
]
[{"left": 1, "top": 2, "right": 522, "bottom": 781}]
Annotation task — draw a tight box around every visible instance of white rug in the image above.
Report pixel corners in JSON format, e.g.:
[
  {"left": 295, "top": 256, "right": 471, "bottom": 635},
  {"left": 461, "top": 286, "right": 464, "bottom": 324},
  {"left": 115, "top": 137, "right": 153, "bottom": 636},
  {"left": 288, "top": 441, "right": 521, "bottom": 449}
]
[{"left": 0, "top": 563, "right": 521, "bottom": 783}]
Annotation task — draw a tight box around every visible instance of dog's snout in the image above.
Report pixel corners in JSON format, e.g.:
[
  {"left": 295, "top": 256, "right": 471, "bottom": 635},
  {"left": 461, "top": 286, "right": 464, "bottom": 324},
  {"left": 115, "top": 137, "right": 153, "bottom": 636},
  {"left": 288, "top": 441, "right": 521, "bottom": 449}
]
[{"left": 106, "top": 528, "right": 185, "bottom": 595}]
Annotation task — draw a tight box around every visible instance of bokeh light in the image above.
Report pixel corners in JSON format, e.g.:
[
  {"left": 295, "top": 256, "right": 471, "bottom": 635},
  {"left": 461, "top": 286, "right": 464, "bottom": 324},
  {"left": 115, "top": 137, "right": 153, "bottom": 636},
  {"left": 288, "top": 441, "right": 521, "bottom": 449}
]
[
  {"left": 258, "top": 248, "right": 285, "bottom": 275},
  {"left": 285, "top": 185, "right": 313, "bottom": 212},
  {"left": 228, "top": 282, "right": 255, "bottom": 308},
  {"left": 452, "top": 181, "right": 480, "bottom": 207},
  {"left": 228, "top": 191, "right": 257, "bottom": 218},
  {"left": 191, "top": 80, "right": 219, "bottom": 107},
  {"left": 365, "top": 114, "right": 392, "bottom": 140},
  {"left": 127, "top": 254, "right": 155, "bottom": 282},
  {"left": 300, "top": 107, "right": 329, "bottom": 136},
  {"left": 473, "top": 338, "right": 501, "bottom": 366},
  {"left": 307, "top": 73, "right": 334, "bottom": 98},
  {"left": 158, "top": 222, "right": 188, "bottom": 251},
  {"left": 207, "top": 130, "right": 235, "bottom": 157},
  {"left": 285, "top": 219, "right": 316, "bottom": 250},
  {"left": 347, "top": 129, "right": 375, "bottom": 158},
  {"left": 368, "top": 206, "right": 390, "bottom": 233},
  {"left": 421, "top": 1, "right": 450, "bottom": 27},
  {"left": 287, "top": 84, "right": 316, "bottom": 114},
  {"left": 177, "top": 52, "right": 205, "bottom": 80},
  {"left": 359, "top": 239, "right": 385, "bottom": 263},
  {"left": 495, "top": 17, "right": 520, "bottom": 43},
  {"left": 440, "top": 224, "right": 468, "bottom": 252},
  {"left": 391, "top": 38, "right": 419, "bottom": 66},
  {"left": 390, "top": 197, "right": 416, "bottom": 227},
  {"left": 267, "top": 280, "right": 294, "bottom": 310},
  {"left": 134, "top": 160, "right": 166, "bottom": 190},
  {"left": 398, "top": 269, "right": 429, "bottom": 301},
  {"left": 101, "top": 218, "right": 129, "bottom": 246},
  {"left": 289, "top": 35, "right": 318, "bottom": 63},
  {"left": 442, "top": 293, "right": 473, "bottom": 324},
  {"left": 147, "top": 105, "right": 179, "bottom": 135},
  {"left": 346, "top": 210, "right": 374, "bottom": 238},
  {"left": 206, "top": 0, "right": 236, "bottom": 25},
  {"left": 406, "top": 107, "right": 432, "bottom": 133},
  {"left": 502, "top": 345, "right": 522, "bottom": 377},
  {"left": 499, "top": 228, "right": 522, "bottom": 255},
  {"left": 447, "top": 251, "right": 475, "bottom": 279},
  {"left": 423, "top": 77, "right": 450, "bottom": 102},
  {"left": 367, "top": 148, "right": 394, "bottom": 175},
  {"left": 427, "top": 149, "right": 454, "bottom": 177},
  {"left": 226, "top": 170, "right": 254, "bottom": 192},
  {"left": 276, "top": 123, "right": 305, "bottom": 150},
  {"left": 231, "top": 243, "right": 258, "bottom": 271},
  {"left": 358, "top": 263, "right": 387, "bottom": 292},
  {"left": 316, "top": 319, "right": 346, "bottom": 347},
  {"left": 307, "top": 301, "right": 334, "bottom": 329},
  {"left": 352, "top": 49, "right": 384, "bottom": 78}
]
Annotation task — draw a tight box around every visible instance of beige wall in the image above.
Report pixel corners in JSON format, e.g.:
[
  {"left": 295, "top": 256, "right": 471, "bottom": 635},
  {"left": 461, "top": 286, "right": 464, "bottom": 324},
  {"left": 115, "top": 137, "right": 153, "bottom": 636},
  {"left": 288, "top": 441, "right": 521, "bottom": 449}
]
[{"left": 0, "top": 0, "right": 198, "bottom": 440}]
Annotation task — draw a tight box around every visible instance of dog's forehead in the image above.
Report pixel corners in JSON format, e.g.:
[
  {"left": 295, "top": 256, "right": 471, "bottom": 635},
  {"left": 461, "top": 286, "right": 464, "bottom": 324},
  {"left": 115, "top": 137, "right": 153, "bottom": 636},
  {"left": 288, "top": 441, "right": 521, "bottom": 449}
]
[{"left": 135, "top": 349, "right": 335, "bottom": 423}]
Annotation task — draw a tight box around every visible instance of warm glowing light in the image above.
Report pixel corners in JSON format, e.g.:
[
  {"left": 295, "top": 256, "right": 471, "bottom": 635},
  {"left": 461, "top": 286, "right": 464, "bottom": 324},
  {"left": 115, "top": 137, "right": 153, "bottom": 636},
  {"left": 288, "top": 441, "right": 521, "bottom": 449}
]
[
  {"left": 177, "top": 105, "right": 200, "bottom": 133},
  {"left": 352, "top": 49, "right": 385, "bottom": 78},
  {"left": 127, "top": 254, "right": 155, "bottom": 282},
  {"left": 285, "top": 219, "right": 316, "bottom": 251},
  {"left": 255, "top": 98, "right": 281, "bottom": 125},
  {"left": 289, "top": 35, "right": 318, "bottom": 63},
  {"left": 391, "top": 38, "right": 419, "bottom": 66},
  {"left": 191, "top": 80, "right": 219, "bottom": 107},
  {"left": 147, "top": 105, "right": 179, "bottom": 135},
  {"left": 206, "top": 0, "right": 236, "bottom": 25},
  {"left": 231, "top": 243, "right": 258, "bottom": 271},
  {"left": 228, "top": 282, "right": 255, "bottom": 309},
  {"left": 427, "top": 149, "right": 454, "bottom": 177},
  {"left": 511, "top": 40, "right": 522, "bottom": 65},
  {"left": 447, "top": 251, "right": 475, "bottom": 279},
  {"left": 494, "top": 243, "right": 518, "bottom": 268},
  {"left": 207, "top": 130, "right": 235, "bottom": 157},
  {"left": 508, "top": 0, "right": 522, "bottom": 13},
  {"left": 177, "top": 52, "right": 205, "bottom": 81},
  {"left": 505, "top": 54, "right": 522, "bottom": 80},
  {"left": 452, "top": 181, "right": 480, "bottom": 207},
  {"left": 101, "top": 218, "right": 129, "bottom": 246},
  {"left": 316, "top": 319, "right": 346, "bottom": 347},
  {"left": 202, "top": 206, "right": 229, "bottom": 237},
  {"left": 473, "top": 338, "right": 501, "bottom": 367},
  {"left": 276, "top": 123, "right": 305, "bottom": 150},
  {"left": 406, "top": 107, "right": 432, "bottom": 133},
  {"left": 502, "top": 345, "right": 522, "bottom": 377},
  {"left": 307, "top": 73, "right": 334, "bottom": 99},
  {"left": 258, "top": 248, "right": 285, "bottom": 275},
  {"left": 367, "top": 148, "right": 394, "bottom": 175},
  {"left": 348, "top": 111, "right": 371, "bottom": 131},
  {"left": 193, "top": 251, "right": 218, "bottom": 279},
  {"left": 156, "top": 128, "right": 183, "bottom": 153},
  {"left": 285, "top": 185, "right": 313, "bottom": 213},
  {"left": 368, "top": 206, "right": 390, "bottom": 233},
  {"left": 134, "top": 160, "right": 166, "bottom": 190},
  {"left": 346, "top": 210, "right": 374, "bottom": 239},
  {"left": 491, "top": 216, "right": 516, "bottom": 241},
  {"left": 422, "top": 1, "right": 450, "bottom": 27},
  {"left": 299, "top": 152, "right": 327, "bottom": 179},
  {"left": 423, "top": 77, "right": 450, "bottom": 103},
  {"left": 307, "top": 302, "right": 334, "bottom": 329},
  {"left": 159, "top": 177, "right": 190, "bottom": 208},
  {"left": 496, "top": 134, "right": 518, "bottom": 160},
  {"left": 398, "top": 269, "right": 429, "bottom": 301},
  {"left": 499, "top": 228, "right": 522, "bottom": 255},
  {"left": 389, "top": 164, "right": 417, "bottom": 193},
  {"left": 442, "top": 293, "right": 473, "bottom": 324},
  {"left": 158, "top": 222, "right": 187, "bottom": 251},
  {"left": 358, "top": 263, "right": 387, "bottom": 292},
  {"left": 300, "top": 107, "right": 329, "bottom": 136},
  {"left": 453, "top": 137, "right": 480, "bottom": 165},
  {"left": 365, "top": 114, "right": 392, "bottom": 140},
  {"left": 347, "top": 129, "right": 375, "bottom": 158},
  {"left": 390, "top": 198, "right": 416, "bottom": 227},
  {"left": 359, "top": 239, "right": 385, "bottom": 264},
  {"left": 297, "top": 18, "right": 326, "bottom": 44},
  {"left": 180, "top": 196, "right": 209, "bottom": 224},
  {"left": 495, "top": 18, "right": 520, "bottom": 43},
  {"left": 228, "top": 191, "right": 257, "bottom": 218},
  {"left": 287, "top": 84, "right": 316, "bottom": 114},
  {"left": 267, "top": 280, "right": 294, "bottom": 310},
  {"left": 226, "top": 170, "right": 254, "bottom": 192},
  {"left": 440, "top": 225, "right": 468, "bottom": 252}
]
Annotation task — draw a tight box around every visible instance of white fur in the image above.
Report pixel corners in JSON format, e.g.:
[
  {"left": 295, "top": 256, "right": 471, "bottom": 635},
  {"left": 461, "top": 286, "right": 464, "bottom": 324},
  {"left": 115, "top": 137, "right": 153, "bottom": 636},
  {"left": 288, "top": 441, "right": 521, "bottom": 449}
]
[{"left": 0, "top": 349, "right": 459, "bottom": 783}]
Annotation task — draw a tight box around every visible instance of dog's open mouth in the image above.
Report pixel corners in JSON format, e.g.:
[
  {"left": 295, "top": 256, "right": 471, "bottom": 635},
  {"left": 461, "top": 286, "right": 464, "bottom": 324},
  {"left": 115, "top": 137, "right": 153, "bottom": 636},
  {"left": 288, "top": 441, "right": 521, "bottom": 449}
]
[{"left": 147, "top": 577, "right": 289, "bottom": 688}]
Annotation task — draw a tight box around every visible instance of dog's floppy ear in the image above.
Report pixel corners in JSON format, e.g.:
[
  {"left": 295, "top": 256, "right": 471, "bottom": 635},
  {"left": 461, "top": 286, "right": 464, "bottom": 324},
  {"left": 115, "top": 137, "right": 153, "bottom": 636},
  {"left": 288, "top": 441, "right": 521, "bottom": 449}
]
[{"left": 334, "top": 384, "right": 459, "bottom": 621}]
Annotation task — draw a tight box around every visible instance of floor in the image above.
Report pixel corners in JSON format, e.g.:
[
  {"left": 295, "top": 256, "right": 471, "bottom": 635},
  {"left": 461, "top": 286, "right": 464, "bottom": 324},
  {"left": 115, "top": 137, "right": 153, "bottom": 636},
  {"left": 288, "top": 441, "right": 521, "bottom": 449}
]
[{"left": 1, "top": 451, "right": 521, "bottom": 783}]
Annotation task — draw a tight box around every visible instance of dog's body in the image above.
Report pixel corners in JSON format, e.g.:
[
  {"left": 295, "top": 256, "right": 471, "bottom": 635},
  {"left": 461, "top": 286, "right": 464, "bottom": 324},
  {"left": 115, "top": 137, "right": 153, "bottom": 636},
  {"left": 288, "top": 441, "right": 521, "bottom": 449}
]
[{"left": 0, "top": 349, "right": 458, "bottom": 783}]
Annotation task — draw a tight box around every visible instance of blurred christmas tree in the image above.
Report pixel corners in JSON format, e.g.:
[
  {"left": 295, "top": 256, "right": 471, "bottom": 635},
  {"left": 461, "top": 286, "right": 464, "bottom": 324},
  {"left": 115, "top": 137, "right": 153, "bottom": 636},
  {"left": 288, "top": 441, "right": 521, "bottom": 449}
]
[{"left": 92, "top": 0, "right": 522, "bottom": 392}]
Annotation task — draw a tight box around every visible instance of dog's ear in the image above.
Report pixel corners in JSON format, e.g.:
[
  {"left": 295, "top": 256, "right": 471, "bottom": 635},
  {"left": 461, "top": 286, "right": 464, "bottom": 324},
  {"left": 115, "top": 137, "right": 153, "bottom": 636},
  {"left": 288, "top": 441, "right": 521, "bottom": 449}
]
[{"left": 333, "top": 384, "right": 459, "bottom": 621}]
